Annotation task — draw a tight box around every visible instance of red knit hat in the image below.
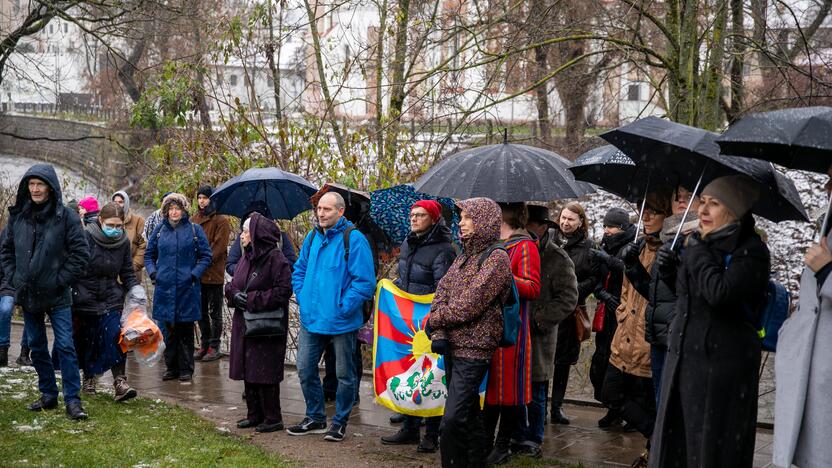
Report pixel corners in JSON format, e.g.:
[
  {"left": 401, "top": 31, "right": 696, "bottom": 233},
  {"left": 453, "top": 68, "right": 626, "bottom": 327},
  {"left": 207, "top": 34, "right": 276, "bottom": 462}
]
[
  {"left": 411, "top": 200, "right": 442, "bottom": 222},
  {"left": 78, "top": 196, "right": 99, "bottom": 213}
]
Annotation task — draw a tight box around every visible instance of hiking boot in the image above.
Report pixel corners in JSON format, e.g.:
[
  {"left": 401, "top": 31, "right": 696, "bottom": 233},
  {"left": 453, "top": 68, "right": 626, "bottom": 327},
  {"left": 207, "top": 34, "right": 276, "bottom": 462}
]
[
  {"left": 28, "top": 395, "right": 58, "bottom": 411},
  {"left": 82, "top": 376, "right": 97, "bottom": 395},
  {"left": 389, "top": 413, "right": 406, "bottom": 424},
  {"left": 550, "top": 406, "right": 570, "bottom": 425},
  {"left": 485, "top": 441, "right": 512, "bottom": 465},
  {"left": 66, "top": 400, "right": 88, "bottom": 420},
  {"left": 194, "top": 347, "right": 207, "bottom": 361},
  {"left": 255, "top": 421, "right": 284, "bottom": 433},
  {"left": 162, "top": 370, "right": 179, "bottom": 381},
  {"left": 286, "top": 417, "right": 328, "bottom": 436},
  {"left": 381, "top": 428, "right": 419, "bottom": 445},
  {"left": 113, "top": 376, "right": 137, "bottom": 402},
  {"left": 324, "top": 423, "right": 346, "bottom": 442},
  {"left": 598, "top": 408, "right": 623, "bottom": 428},
  {"left": 15, "top": 347, "right": 32, "bottom": 367},
  {"left": 417, "top": 434, "right": 439, "bottom": 453},
  {"left": 201, "top": 347, "right": 221, "bottom": 362}
]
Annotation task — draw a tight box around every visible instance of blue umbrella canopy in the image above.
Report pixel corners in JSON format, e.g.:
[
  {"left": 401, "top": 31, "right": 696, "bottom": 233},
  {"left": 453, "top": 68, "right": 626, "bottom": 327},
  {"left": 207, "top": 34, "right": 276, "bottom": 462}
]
[
  {"left": 369, "top": 184, "right": 460, "bottom": 245},
  {"left": 210, "top": 167, "right": 318, "bottom": 220}
]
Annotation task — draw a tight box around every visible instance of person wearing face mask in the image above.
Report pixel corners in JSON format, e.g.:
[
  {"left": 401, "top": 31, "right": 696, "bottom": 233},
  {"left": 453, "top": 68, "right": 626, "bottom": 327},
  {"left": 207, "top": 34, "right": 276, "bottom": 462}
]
[
  {"left": 144, "top": 193, "right": 213, "bottom": 383},
  {"left": 604, "top": 192, "right": 671, "bottom": 467},
  {"left": 649, "top": 175, "right": 769, "bottom": 468},
  {"left": 71, "top": 202, "right": 140, "bottom": 401},
  {"left": 588, "top": 208, "right": 636, "bottom": 428},
  {"left": 550, "top": 202, "right": 601, "bottom": 425}
]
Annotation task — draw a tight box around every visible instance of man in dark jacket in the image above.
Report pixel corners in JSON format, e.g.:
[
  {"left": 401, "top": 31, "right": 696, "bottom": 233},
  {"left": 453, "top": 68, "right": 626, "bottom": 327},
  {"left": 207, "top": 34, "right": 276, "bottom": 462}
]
[
  {"left": 512, "top": 205, "right": 578, "bottom": 456},
  {"left": 589, "top": 208, "right": 636, "bottom": 427},
  {"left": 381, "top": 200, "right": 456, "bottom": 453},
  {"left": 0, "top": 164, "right": 90, "bottom": 420},
  {"left": 192, "top": 186, "right": 231, "bottom": 362}
]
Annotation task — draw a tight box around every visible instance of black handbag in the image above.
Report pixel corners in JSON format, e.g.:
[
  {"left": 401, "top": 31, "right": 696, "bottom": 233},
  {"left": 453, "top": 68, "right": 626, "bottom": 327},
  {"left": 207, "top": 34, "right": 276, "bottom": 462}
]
[{"left": 241, "top": 256, "right": 286, "bottom": 338}]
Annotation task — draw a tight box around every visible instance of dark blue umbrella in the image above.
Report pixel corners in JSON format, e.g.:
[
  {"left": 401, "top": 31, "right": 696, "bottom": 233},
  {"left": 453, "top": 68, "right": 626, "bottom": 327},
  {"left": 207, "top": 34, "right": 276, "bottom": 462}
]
[
  {"left": 568, "top": 145, "right": 642, "bottom": 201},
  {"left": 369, "top": 184, "right": 459, "bottom": 245},
  {"left": 210, "top": 167, "right": 318, "bottom": 220}
]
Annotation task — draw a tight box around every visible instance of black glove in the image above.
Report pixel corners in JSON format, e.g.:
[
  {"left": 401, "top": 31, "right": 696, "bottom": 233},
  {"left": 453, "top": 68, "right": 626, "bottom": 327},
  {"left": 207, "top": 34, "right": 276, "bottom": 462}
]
[
  {"left": 595, "top": 287, "right": 620, "bottom": 310},
  {"left": 619, "top": 243, "right": 640, "bottom": 266},
  {"left": 656, "top": 245, "right": 680, "bottom": 279},
  {"left": 591, "top": 248, "right": 612, "bottom": 265},
  {"left": 431, "top": 339, "right": 450, "bottom": 355},
  {"left": 233, "top": 292, "right": 248, "bottom": 310}
]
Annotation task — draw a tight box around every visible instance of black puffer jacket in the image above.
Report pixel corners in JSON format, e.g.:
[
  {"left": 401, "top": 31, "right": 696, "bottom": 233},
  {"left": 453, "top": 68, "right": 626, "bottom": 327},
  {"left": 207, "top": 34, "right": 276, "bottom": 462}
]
[
  {"left": 395, "top": 221, "right": 456, "bottom": 295},
  {"left": 72, "top": 222, "right": 140, "bottom": 315},
  {"left": 555, "top": 228, "right": 600, "bottom": 306},
  {"left": 0, "top": 228, "right": 13, "bottom": 297},
  {"left": 0, "top": 164, "right": 89, "bottom": 313},
  {"left": 595, "top": 224, "right": 636, "bottom": 311}
]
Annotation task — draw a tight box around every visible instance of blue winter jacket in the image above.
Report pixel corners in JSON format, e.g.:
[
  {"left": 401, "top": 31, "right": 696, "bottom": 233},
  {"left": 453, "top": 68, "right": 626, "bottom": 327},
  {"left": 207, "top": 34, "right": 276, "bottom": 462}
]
[
  {"left": 144, "top": 215, "right": 213, "bottom": 323},
  {"left": 292, "top": 217, "right": 376, "bottom": 335}
]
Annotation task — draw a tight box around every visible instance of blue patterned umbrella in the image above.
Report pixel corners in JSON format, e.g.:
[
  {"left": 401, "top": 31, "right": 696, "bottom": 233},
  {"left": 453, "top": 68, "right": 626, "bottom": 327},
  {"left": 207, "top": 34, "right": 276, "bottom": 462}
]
[{"left": 370, "top": 185, "right": 460, "bottom": 245}]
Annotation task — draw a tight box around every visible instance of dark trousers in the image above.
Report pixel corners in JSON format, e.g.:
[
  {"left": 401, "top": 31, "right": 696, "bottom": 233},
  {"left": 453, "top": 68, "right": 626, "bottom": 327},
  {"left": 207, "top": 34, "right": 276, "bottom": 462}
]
[
  {"left": 484, "top": 404, "right": 522, "bottom": 449},
  {"left": 323, "top": 340, "right": 363, "bottom": 402},
  {"left": 551, "top": 314, "right": 580, "bottom": 410},
  {"left": 601, "top": 364, "right": 656, "bottom": 438},
  {"left": 440, "top": 356, "right": 489, "bottom": 468},
  {"left": 650, "top": 345, "right": 667, "bottom": 407},
  {"left": 245, "top": 381, "right": 282, "bottom": 424},
  {"left": 403, "top": 415, "right": 441, "bottom": 437},
  {"left": 198, "top": 284, "right": 224, "bottom": 350},
  {"left": 164, "top": 322, "right": 195, "bottom": 376}
]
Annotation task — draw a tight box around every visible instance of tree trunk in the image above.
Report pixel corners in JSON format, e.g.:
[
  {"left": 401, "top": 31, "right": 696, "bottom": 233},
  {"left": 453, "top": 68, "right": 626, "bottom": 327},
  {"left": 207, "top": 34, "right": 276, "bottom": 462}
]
[{"left": 380, "top": 0, "right": 411, "bottom": 185}]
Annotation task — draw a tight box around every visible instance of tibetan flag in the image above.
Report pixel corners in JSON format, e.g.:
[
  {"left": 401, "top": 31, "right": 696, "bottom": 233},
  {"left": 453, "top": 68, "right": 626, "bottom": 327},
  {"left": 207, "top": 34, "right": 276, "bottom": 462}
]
[{"left": 372, "top": 279, "right": 486, "bottom": 417}]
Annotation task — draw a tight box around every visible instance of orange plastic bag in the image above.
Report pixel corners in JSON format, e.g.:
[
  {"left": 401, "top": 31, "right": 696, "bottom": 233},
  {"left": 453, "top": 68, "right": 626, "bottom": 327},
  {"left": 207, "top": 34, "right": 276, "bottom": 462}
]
[{"left": 120, "top": 285, "right": 165, "bottom": 367}]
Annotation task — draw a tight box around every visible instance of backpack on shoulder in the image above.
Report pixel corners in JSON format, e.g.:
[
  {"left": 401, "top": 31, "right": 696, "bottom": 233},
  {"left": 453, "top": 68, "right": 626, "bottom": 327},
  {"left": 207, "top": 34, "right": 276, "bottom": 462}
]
[
  {"left": 309, "top": 225, "right": 374, "bottom": 323},
  {"left": 477, "top": 243, "right": 520, "bottom": 348}
]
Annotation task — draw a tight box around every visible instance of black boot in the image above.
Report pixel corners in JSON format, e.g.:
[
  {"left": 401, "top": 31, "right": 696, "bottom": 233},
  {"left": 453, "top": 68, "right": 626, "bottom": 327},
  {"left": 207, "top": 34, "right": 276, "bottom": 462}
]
[
  {"left": 485, "top": 440, "right": 512, "bottom": 465},
  {"left": 598, "top": 408, "right": 623, "bottom": 428},
  {"left": 0, "top": 346, "right": 8, "bottom": 367},
  {"left": 380, "top": 428, "right": 420, "bottom": 445},
  {"left": 550, "top": 406, "right": 570, "bottom": 425},
  {"left": 66, "top": 400, "right": 88, "bottom": 420},
  {"left": 15, "top": 347, "right": 32, "bottom": 367},
  {"left": 28, "top": 395, "right": 58, "bottom": 411}
]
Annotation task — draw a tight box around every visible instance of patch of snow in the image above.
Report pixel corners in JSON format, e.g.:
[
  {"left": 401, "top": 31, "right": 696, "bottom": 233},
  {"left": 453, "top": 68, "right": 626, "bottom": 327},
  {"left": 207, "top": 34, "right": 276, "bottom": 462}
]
[
  {"left": 15, "top": 424, "right": 42, "bottom": 432},
  {"left": 227, "top": 406, "right": 238, "bottom": 411},
  {"left": 215, "top": 427, "right": 231, "bottom": 435},
  {"left": 10, "top": 392, "right": 27, "bottom": 400}
]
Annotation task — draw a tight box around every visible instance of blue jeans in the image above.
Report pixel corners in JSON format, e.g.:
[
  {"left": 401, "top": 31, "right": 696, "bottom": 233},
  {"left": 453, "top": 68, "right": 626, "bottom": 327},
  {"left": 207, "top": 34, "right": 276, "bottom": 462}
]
[
  {"left": 513, "top": 381, "right": 547, "bottom": 447},
  {"left": 296, "top": 326, "right": 357, "bottom": 426},
  {"left": 24, "top": 307, "right": 81, "bottom": 404},
  {"left": 0, "top": 295, "right": 28, "bottom": 348},
  {"left": 650, "top": 345, "right": 667, "bottom": 407}
]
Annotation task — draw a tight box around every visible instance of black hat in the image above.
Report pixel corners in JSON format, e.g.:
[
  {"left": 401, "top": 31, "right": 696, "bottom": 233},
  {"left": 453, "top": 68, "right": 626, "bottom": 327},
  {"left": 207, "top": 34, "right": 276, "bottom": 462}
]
[
  {"left": 527, "top": 205, "right": 553, "bottom": 225},
  {"left": 197, "top": 185, "right": 213, "bottom": 198},
  {"left": 603, "top": 207, "right": 631, "bottom": 228}
]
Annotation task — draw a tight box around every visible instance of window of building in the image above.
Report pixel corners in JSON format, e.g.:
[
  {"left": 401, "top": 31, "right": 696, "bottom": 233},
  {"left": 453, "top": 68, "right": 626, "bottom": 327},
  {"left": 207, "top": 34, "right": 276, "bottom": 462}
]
[
  {"left": 627, "top": 84, "right": 640, "bottom": 101},
  {"left": 229, "top": 74, "right": 238, "bottom": 86},
  {"left": 49, "top": 24, "right": 54, "bottom": 34},
  {"left": 64, "top": 23, "right": 68, "bottom": 33}
]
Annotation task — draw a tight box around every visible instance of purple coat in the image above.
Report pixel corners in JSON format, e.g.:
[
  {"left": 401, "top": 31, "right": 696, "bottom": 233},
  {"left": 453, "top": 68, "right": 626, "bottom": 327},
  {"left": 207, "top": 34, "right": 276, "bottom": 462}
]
[{"left": 226, "top": 213, "right": 293, "bottom": 384}]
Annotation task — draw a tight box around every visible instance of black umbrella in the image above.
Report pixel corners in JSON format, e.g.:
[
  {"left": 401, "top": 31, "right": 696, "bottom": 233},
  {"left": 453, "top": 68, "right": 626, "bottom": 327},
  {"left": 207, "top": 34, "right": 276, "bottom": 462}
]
[
  {"left": 568, "top": 145, "right": 646, "bottom": 201},
  {"left": 716, "top": 106, "right": 832, "bottom": 174},
  {"left": 600, "top": 117, "right": 808, "bottom": 223},
  {"left": 414, "top": 141, "right": 595, "bottom": 202},
  {"left": 211, "top": 167, "right": 318, "bottom": 219}
]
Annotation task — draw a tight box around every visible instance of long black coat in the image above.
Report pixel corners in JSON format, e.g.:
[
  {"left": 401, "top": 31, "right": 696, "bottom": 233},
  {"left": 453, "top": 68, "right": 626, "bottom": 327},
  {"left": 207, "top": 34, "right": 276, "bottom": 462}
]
[
  {"left": 555, "top": 228, "right": 601, "bottom": 366},
  {"left": 395, "top": 222, "right": 456, "bottom": 295},
  {"left": 0, "top": 164, "right": 89, "bottom": 313},
  {"left": 649, "top": 218, "right": 769, "bottom": 468},
  {"left": 226, "top": 213, "right": 293, "bottom": 385},
  {"left": 72, "top": 225, "right": 140, "bottom": 315}
]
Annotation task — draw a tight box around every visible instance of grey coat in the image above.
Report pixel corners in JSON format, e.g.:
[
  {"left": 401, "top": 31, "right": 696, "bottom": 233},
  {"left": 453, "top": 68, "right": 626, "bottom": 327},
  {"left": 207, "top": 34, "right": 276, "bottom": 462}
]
[
  {"left": 530, "top": 229, "right": 578, "bottom": 382},
  {"left": 773, "top": 259, "right": 832, "bottom": 468}
]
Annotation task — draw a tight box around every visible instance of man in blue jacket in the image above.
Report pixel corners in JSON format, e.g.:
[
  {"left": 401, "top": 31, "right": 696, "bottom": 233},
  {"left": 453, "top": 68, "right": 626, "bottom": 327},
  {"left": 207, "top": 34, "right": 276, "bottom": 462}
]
[
  {"left": 287, "top": 192, "right": 376, "bottom": 442},
  {"left": 0, "top": 164, "right": 90, "bottom": 420}
]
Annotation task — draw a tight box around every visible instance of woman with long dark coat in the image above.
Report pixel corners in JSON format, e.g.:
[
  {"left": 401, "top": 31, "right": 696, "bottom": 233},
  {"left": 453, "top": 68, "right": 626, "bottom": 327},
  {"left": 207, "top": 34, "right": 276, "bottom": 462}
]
[
  {"left": 226, "top": 213, "right": 293, "bottom": 433},
  {"left": 649, "top": 175, "right": 770, "bottom": 468}
]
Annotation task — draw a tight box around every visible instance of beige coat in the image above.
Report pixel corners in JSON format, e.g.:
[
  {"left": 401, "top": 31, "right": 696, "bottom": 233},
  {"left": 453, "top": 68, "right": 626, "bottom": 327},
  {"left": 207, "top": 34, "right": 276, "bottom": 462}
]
[{"left": 124, "top": 212, "right": 146, "bottom": 282}]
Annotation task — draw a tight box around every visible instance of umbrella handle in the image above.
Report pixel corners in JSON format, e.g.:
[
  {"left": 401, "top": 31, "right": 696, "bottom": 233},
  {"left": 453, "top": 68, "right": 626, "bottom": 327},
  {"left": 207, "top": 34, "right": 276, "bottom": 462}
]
[
  {"left": 670, "top": 168, "right": 706, "bottom": 250},
  {"left": 819, "top": 192, "right": 832, "bottom": 242},
  {"left": 634, "top": 172, "right": 652, "bottom": 243}
]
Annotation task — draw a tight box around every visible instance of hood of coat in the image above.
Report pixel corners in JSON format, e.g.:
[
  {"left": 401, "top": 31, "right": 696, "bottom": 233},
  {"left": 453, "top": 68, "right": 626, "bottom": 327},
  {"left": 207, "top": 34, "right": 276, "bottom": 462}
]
[
  {"left": 602, "top": 223, "right": 636, "bottom": 254},
  {"left": 406, "top": 218, "right": 452, "bottom": 248},
  {"left": 247, "top": 212, "right": 281, "bottom": 259},
  {"left": 660, "top": 212, "right": 700, "bottom": 244},
  {"left": 10, "top": 163, "right": 63, "bottom": 217},
  {"left": 456, "top": 197, "right": 501, "bottom": 255},
  {"left": 161, "top": 193, "right": 190, "bottom": 219},
  {"left": 112, "top": 190, "right": 130, "bottom": 216}
]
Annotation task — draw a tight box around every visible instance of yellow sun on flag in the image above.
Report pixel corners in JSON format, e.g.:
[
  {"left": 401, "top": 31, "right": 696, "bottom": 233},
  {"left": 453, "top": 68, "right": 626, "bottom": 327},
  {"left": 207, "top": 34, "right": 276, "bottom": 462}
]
[{"left": 409, "top": 329, "right": 435, "bottom": 359}]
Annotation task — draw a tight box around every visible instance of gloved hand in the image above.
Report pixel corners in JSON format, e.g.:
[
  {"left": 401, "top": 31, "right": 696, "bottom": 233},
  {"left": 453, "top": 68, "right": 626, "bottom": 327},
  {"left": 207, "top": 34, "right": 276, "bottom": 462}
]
[
  {"left": 619, "top": 243, "right": 640, "bottom": 266},
  {"left": 431, "top": 339, "right": 450, "bottom": 355},
  {"left": 597, "top": 289, "right": 620, "bottom": 310},
  {"left": 656, "top": 245, "right": 680, "bottom": 279},
  {"left": 233, "top": 292, "right": 248, "bottom": 310},
  {"left": 591, "top": 248, "right": 612, "bottom": 265}
]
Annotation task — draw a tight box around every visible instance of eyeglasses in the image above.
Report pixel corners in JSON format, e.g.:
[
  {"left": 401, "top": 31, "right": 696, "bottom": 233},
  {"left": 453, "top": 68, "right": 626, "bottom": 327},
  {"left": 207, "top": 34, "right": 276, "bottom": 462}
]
[{"left": 409, "top": 213, "right": 429, "bottom": 219}]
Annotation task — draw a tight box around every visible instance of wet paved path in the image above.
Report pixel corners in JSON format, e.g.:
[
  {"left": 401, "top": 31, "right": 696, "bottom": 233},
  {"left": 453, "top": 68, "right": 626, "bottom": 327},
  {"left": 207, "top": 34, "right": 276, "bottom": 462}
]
[{"left": 8, "top": 323, "right": 775, "bottom": 467}]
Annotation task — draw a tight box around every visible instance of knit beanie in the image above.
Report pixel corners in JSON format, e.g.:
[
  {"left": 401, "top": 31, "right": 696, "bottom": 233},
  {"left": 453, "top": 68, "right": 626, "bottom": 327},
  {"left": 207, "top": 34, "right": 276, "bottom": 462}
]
[
  {"left": 197, "top": 185, "right": 213, "bottom": 198},
  {"left": 411, "top": 200, "right": 442, "bottom": 223},
  {"left": 603, "top": 207, "right": 631, "bottom": 228},
  {"left": 701, "top": 175, "right": 760, "bottom": 218},
  {"left": 78, "top": 196, "right": 99, "bottom": 213}
]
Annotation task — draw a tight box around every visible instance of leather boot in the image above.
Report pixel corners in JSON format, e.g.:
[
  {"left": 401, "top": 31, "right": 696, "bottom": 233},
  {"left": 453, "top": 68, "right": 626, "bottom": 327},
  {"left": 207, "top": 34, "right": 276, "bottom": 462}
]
[
  {"left": 550, "top": 406, "right": 570, "bottom": 425},
  {"left": 15, "top": 347, "right": 32, "bottom": 367},
  {"left": 485, "top": 440, "right": 512, "bottom": 465}
]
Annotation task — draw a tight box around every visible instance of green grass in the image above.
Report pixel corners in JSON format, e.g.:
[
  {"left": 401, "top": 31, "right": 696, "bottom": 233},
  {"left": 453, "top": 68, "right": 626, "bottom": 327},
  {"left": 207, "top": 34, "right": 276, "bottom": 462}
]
[
  {"left": 505, "top": 457, "right": 585, "bottom": 467},
  {"left": 0, "top": 367, "right": 292, "bottom": 467}
]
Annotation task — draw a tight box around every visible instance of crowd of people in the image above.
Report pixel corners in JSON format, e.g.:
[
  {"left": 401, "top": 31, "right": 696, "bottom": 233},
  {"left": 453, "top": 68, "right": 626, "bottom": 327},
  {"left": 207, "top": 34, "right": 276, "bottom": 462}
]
[{"left": 0, "top": 161, "right": 829, "bottom": 468}]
